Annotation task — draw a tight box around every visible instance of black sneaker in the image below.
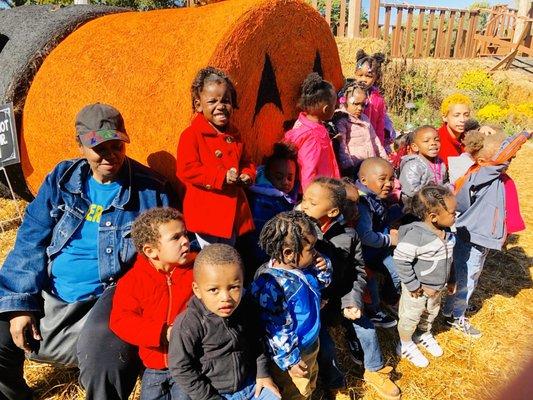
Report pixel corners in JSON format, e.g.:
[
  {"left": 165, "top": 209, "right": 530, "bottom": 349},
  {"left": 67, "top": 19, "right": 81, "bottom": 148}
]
[
  {"left": 446, "top": 317, "right": 482, "bottom": 338},
  {"left": 346, "top": 338, "right": 364, "bottom": 366},
  {"left": 369, "top": 310, "right": 397, "bottom": 328}
]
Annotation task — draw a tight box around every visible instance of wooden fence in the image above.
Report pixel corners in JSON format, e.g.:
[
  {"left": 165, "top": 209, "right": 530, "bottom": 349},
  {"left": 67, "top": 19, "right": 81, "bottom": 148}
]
[{"left": 310, "top": 0, "right": 533, "bottom": 59}]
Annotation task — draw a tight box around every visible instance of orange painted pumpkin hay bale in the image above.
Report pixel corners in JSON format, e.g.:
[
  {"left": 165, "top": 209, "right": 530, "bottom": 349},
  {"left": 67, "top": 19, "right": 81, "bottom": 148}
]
[{"left": 21, "top": 0, "right": 344, "bottom": 193}]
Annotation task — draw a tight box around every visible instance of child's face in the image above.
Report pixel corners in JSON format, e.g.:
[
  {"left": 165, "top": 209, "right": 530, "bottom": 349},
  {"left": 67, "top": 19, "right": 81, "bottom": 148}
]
[
  {"left": 146, "top": 219, "right": 190, "bottom": 269},
  {"left": 360, "top": 163, "right": 395, "bottom": 199},
  {"left": 411, "top": 128, "right": 440, "bottom": 160},
  {"left": 283, "top": 231, "right": 318, "bottom": 269},
  {"left": 194, "top": 81, "right": 234, "bottom": 130},
  {"left": 301, "top": 183, "right": 340, "bottom": 224},
  {"left": 319, "top": 89, "right": 337, "bottom": 121},
  {"left": 443, "top": 104, "right": 471, "bottom": 137},
  {"left": 345, "top": 90, "right": 367, "bottom": 118},
  {"left": 267, "top": 159, "right": 296, "bottom": 194},
  {"left": 430, "top": 196, "right": 457, "bottom": 228},
  {"left": 354, "top": 64, "right": 377, "bottom": 87},
  {"left": 192, "top": 263, "right": 243, "bottom": 318}
]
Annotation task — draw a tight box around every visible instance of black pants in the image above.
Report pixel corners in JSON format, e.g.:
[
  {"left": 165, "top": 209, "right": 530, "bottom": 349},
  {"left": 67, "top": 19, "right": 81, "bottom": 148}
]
[{"left": 0, "top": 287, "right": 141, "bottom": 400}]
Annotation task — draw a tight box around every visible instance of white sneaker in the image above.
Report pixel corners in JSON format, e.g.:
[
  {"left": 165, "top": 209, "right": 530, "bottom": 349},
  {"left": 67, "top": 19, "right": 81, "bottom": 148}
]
[
  {"left": 397, "top": 341, "right": 429, "bottom": 368},
  {"left": 414, "top": 332, "right": 443, "bottom": 357}
]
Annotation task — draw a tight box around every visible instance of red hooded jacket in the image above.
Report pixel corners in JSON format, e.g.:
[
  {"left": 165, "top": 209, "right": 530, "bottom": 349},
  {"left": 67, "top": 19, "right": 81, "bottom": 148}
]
[
  {"left": 176, "top": 113, "right": 256, "bottom": 239},
  {"left": 110, "top": 254, "right": 194, "bottom": 369}
]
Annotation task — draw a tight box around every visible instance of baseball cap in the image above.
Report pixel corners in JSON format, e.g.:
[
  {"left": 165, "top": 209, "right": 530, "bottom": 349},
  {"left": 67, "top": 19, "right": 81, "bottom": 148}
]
[{"left": 76, "top": 103, "right": 130, "bottom": 148}]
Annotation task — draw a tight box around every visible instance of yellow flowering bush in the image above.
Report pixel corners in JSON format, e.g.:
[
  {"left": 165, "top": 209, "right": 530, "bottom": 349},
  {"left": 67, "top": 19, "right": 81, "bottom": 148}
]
[
  {"left": 477, "top": 103, "right": 509, "bottom": 122},
  {"left": 507, "top": 102, "right": 533, "bottom": 126},
  {"left": 456, "top": 69, "right": 497, "bottom": 97}
]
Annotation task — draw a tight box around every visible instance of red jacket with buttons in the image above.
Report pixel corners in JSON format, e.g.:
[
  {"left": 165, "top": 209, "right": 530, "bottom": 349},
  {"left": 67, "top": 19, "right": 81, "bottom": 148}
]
[
  {"left": 176, "top": 113, "right": 256, "bottom": 239},
  {"left": 110, "top": 254, "right": 194, "bottom": 370}
]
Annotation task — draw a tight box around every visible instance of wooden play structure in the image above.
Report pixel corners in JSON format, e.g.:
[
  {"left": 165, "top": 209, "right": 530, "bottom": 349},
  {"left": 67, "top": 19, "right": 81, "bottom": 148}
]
[{"left": 310, "top": 0, "right": 533, "bottom": 63}]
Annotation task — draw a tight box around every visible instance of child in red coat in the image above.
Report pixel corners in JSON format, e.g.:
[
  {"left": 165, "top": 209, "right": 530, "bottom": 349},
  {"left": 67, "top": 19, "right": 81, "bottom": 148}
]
[
  {"left": 177, "top": 67, "right": 256, "bottom": 248},
  {"left": 110, "top": 207, "right": 195, "bottom": 400}
]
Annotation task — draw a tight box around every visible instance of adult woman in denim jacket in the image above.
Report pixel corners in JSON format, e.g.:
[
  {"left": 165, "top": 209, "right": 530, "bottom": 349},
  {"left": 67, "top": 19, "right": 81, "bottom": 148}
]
[{"left": 0, "top": 103, "right": 176, "bottom": 400}]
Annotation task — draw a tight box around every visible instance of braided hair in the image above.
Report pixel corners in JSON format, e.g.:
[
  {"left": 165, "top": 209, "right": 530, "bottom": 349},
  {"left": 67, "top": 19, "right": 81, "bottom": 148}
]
[
  {"left": 409, "top": 184, "right": 453, "bottom": 220},
  {"left": 340, "top": 79, "right": 368, "bottom": 101},
  {"left": 190, "top": 66, "right": 238, "bottom": 112},
  {"left": 259, "top": 211, "right": 316, "bottom": 265},
  {"left": 297, "top": 72, "right": 336, "bottom": 112}
]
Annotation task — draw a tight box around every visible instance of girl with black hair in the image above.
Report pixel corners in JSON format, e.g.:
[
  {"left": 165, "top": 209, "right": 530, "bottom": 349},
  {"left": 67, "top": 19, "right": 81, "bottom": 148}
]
[{"left": 284, "top": 72, "right": 340, "bottom": 192}]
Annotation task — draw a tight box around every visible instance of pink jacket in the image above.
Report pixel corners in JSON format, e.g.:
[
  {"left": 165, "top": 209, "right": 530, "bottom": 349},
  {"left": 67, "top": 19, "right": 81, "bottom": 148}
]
[
  {"left": 284, "top": 112, "right": 340, "bottom": 191},
  {"left": 364, "top": 86, "right": 386, "bottom": 147},
  {"left": 334, "top": 109, "right": 387, "bottom": 169}
]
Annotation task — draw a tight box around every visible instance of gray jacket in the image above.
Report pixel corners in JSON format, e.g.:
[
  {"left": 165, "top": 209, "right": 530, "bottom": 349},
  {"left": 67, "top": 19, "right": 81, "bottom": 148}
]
[
  {"left": 394, "top": 222, "right": 455, "bottom": 292},
  {"left": 169, "top": 296, "right": 268, "bottom": 400},
  {"left": 455, "top": 163, "right": 507, "bottom": 250},
  {"left": 399, "top": 154, "right": 448, "bottom": 199}
]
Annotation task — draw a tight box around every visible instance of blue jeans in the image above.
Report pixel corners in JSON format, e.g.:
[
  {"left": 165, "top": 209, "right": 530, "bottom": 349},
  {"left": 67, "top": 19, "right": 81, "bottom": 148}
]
[
  {"left": 222, "top": 376, "right": 280, "bottom": 400},
  {"left": 346, "top": 315, "right": 384, "bottom": 372},
  {"left": 317, "top": 326, "right": 345, "bottom": 390},
  {"left": 442, "top": 237, "right": 489, "bottom": 319},
  {"left": 140, "top": 369, "right": 190, "bottom": 400}
]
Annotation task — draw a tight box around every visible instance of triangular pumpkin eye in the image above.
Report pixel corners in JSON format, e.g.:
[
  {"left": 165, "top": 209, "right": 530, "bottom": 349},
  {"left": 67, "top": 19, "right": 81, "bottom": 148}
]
[
  {"left": 254, "top": 54, "right": 283, "bottom": 121},
  {"left": 313, "top": 51, "right": 323, "bottom": 77}
]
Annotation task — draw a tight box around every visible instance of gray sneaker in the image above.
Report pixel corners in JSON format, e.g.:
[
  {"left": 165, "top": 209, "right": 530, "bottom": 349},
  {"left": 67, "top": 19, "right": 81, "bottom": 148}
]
[{"left": 446, "top": 317, "right": 482, "bottom": 338}]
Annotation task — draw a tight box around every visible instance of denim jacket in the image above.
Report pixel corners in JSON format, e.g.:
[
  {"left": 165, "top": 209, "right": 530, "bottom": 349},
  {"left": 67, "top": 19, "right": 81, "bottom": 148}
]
[{"left": 0, "top": 157, "right": 175, "bottom": 313}]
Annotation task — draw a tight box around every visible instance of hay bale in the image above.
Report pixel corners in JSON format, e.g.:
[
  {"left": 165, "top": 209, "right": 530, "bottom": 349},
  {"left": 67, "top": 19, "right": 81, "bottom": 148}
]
[
  {"left": 0, "top": 4, "right": 127, "bottom": 111},
  {"left": 0, "top": 4, "right": 127, "bottom": 198},
  {"left": 335, "top": 37, "right": 388, "bottom": 77},
  {"left": 20, "top": 0, "right": 344, "bottom": 194}
]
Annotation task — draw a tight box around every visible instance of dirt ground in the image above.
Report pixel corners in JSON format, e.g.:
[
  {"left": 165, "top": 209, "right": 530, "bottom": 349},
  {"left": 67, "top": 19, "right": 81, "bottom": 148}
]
[{"left": 0, "top": 144, "right": 531, "bottom": 399}]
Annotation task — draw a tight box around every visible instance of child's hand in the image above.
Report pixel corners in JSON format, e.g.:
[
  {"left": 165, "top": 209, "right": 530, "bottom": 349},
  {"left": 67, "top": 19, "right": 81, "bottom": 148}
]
[
  {"left": 166, "top": 325, "right": 173, "bottom": 342},
  {"left": 409, "top": 287, "right": 424, "bottom": 298},
  {"left": 389, "top": 229, "right": 399, "bottom": 246},
  {"left": 288, "top": 360, "right": 309, "bottom": 378},
  {"left": 315, "top": 256, "right": 327, "bottom": 271},
  {"left": 226, "top": 168, "right": 238, "bottom": 185},
  {"left": 238, "top": 173, "right": 252, "bottom": 186},
  {"left": 343, "top": 306, "right": 362, "bottom": 320},
  {"left": 422, "top": 286, "right": 438, "bottom": 298},
  {"left": 447, "top": 282, "right": 457, "bottom": 295},
  {"left": 255, "top": 377, "right": 281, "bottom": 399}
]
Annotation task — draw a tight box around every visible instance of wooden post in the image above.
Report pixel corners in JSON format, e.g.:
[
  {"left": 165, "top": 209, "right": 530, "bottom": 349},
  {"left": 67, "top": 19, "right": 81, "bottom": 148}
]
[
  {"left": 383, "top": 6, "right": 392, "bottom": 41},
  {"left": 514, "top": 0, "right": 533, "bottom": 43},
  {"left": 424, "top": 10, "right": 436, "bottom": 57},
  {"left": 392, "top": 7, "right": 404, "bottom": 57},
  {"left": 454, "top": 11, "right": 466, "bottom": 58},
  {"left": 369, "top": 0, "right": 380, "bottom": 38},
  {"left": 404, "top": 7, "right": 414, "bottom": 57},
  {"left": 347, "top": 0, "right": 362, "bottom": 38},
  {"left": 434, "top": 10, "right": 447, "bottom": 58},
  {"left": 444, "top": 11, "right": 456, "bottom": 58},
  {"left": 414, "top": 9, "right": 425, "bottom": 58},
  {"left": 339, "top": 0, "right": 346, "bottom": 37},
  {"left": 465, "top": 12, "right": 479, "bottom": 57}
]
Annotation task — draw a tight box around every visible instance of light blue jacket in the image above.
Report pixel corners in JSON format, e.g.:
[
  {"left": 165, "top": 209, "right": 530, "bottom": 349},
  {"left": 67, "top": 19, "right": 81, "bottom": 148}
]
[{"left": 0, "top": 157, "right": 175, "bottom": 313}]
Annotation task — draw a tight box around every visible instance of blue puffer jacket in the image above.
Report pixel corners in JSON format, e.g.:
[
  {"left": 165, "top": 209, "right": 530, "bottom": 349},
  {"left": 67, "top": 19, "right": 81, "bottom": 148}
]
[{"left": 0, "top": 157, "right": 175, "bottom": 313}]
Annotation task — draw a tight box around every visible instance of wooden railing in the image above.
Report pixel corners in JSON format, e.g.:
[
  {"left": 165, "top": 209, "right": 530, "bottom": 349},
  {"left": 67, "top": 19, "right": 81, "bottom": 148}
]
[{"left": 310, "top": 0, "right": 532, "bottom": 59}]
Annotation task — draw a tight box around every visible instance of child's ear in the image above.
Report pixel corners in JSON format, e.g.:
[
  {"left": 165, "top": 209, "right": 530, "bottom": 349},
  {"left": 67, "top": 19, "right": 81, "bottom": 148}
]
[
  {"left": 142, "top": 243, "right": 158, "bottom": 260},
  {"left": 429, "top": 212, "right": 438, "bottom": 223},
  {"left": 282, "top": 248, "right": 295, "bottom": 263},
  {"left": 192, "top": 281, "right": 201, "bottom": 299},
  {"left": 359, "top": 175, "right": 367, "bottom": 185},
  {"left": 327, "top": 207, "right": 340, "bottom": 218},
  {"left": 410, "top": 142, "right": 419, "bottom": 153},
  {"left": 193, "top": 97, "right": 202, "bottom": 113}
]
